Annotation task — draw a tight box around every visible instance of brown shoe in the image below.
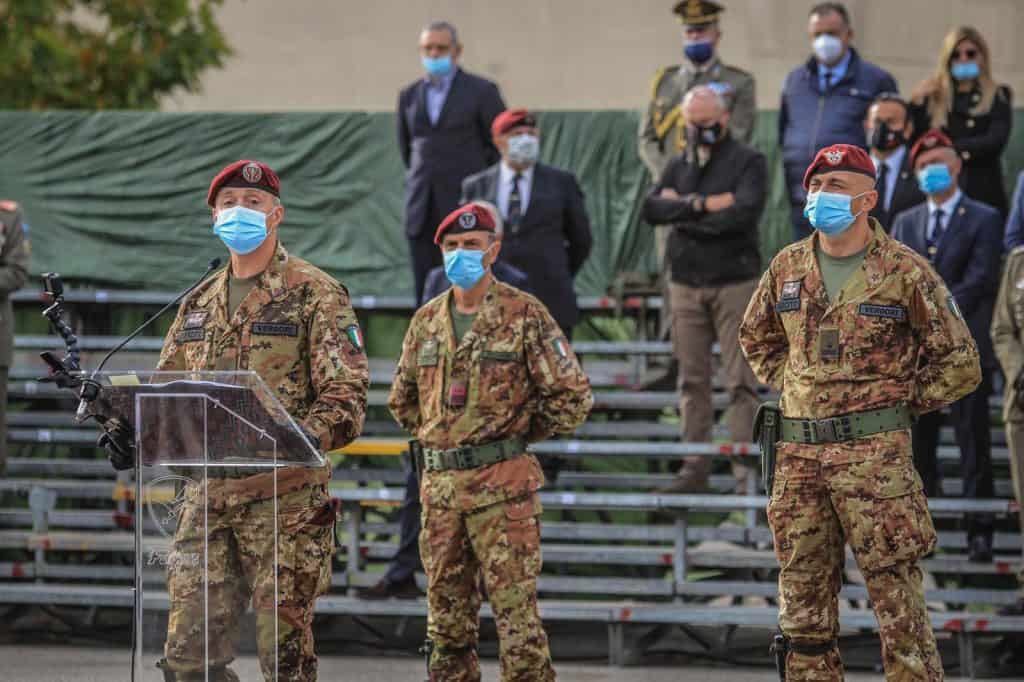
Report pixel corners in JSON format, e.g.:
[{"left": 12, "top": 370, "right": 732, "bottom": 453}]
[
  {"left": 355, "top": 577, "right": 422, "bottom": 600},
  {"left": 654, "top": 471, "right": 710, "bottom": 494}
]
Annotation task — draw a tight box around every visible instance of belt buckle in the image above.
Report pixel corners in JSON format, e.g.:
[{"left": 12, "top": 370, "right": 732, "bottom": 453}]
[
  {"left": 814, "top": 417, "right": 852, "bottom": 443},
  {"left": 424, "top": 451, "right": 440, "bottom": 471},
  {"left": 454, "top": 446, "right": 476, "bottom": 469}
]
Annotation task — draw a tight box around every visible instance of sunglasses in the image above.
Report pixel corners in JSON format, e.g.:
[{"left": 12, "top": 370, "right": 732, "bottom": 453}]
[{"left": 953, "top": 48, "right": 979, "bottom": 60}]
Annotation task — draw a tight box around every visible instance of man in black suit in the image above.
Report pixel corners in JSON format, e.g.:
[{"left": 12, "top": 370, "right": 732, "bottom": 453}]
[
  {"left": 397, "top": 20, "right": 506, "bottom": 303},
  {"left": 866, "top": 92, "right": 925, "bottom": 230},
  {"left": 460, "top": 108, "right": 593, "bottom": 337},
  {"left": 892, "top": 129, "right": 1003, "bottom": 562}
]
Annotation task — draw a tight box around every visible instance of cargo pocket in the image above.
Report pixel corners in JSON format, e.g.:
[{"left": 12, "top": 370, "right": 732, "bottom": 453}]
[
  {"left": 504, "top": 494, "right": 542, "bottom": 553},
  {"left": 843, "top": 465, "right": 936, "bottom": 571},
  {"left": 276, "top": 493, "right": 335, "bottom": 602}
]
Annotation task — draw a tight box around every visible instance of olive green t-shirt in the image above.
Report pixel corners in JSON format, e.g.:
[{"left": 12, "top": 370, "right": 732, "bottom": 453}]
[
  {"left": 816, "top": 243, "right": 867, "bottom": 303},
  {"left": 449, "top": 297, "right": 477, "bottom": 344},
  {"left": 228, "top": 273, "right": 260, "bottom": 317}
]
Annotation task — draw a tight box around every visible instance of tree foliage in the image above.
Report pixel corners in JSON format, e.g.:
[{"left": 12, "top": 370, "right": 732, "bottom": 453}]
[{"left": 0, "top": 0, "right": 232, "bottom": 109}]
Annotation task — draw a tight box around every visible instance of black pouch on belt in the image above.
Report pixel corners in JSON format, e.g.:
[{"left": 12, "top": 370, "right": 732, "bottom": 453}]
[{"left": 753, "top": 402, "right": 781, "bottom": 497}]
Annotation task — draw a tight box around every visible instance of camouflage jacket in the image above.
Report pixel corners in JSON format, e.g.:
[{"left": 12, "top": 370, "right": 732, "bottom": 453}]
[
  {"left": 638, "top": 58, "right": 756, "bottom": 180},
  {"left": 992, "top": 246, "right": 1024, "bottom": 423},
  {"left": 388, "top": 278, "right": 593, "bottom": 510},
  {"left": 740, "top": 222, "right": 981, "bottom": 463},
  {"left": 157, "top": 242, "right": 369, "bottom": 495},
  {"left": 0, "top": 201, "right": 31, "bottom": 366}
]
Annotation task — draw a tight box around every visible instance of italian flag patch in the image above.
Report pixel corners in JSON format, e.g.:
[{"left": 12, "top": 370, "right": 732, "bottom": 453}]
[
  {"left": 552, "top": 337, "right": 568, "bottom": 359},
  {"left": 346, "top": 324, "right": 364, "bottom": 351}
]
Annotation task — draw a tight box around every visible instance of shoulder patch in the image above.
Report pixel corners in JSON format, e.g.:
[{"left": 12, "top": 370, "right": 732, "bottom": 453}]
[
  {"left": 343, "top": 323, "right": 365, "bottom": 353},
  {"left": 947, "top": 294, "right": 964, "bottom": 320},
  {"left": 551, "top": 337, "right": 569, "bottom": 359}
]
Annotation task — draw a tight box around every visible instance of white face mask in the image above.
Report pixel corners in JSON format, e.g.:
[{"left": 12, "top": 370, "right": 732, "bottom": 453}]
[
  {"left": 507, "top": 134, "right": 540, "bottom": 165},
  {"left": 813, "top": 34, "right": 844, "bottom": 64}
]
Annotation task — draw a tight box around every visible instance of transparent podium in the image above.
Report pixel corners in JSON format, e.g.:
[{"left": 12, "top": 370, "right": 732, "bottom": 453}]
[{"left": 98, "top": 371, "right": 325, "bottom": 681}]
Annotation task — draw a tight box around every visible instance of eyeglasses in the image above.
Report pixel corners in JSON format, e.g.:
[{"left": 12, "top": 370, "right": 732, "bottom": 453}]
[{"left": 953, "top": 48, "right": 979, "bottom": 60}]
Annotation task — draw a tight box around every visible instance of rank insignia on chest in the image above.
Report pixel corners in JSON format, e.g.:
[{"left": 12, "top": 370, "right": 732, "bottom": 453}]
[
  {"left": 775, "top": 280, "right": 802, "bottom": 313},
  {"left": 552, "top": 337, "right": 569, "bottom": 359},
  {"left": 344, "top": 324, "right": 364, "bottom": 353},
  {"left": 418, "top": 339, "right": 439, "bottom": 367},
  {"left": 183, "top": 311, "right": 208, "bottom": 329},
  {"left": 448, "top": 380, "right": 467, "bottom": 408},
  {"left": 819, "top": 327, "right": 840, "bottom": 360}
]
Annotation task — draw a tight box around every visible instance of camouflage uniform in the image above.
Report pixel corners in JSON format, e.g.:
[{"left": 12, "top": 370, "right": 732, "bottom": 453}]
[
  {"left": 388, "top": 279, "right": 593, "bottom": 681},
  {"left": 157, "top": 242, "right": 369, "bottom": 680},
  {"left": 991, "top": 246, "right": 1024, "bottom": 587},
  {"left": 739, "top": 222, "right": 980, "bottom": 681},
  {"left": 0, "top": 201, "right": 30, "bottom": 475}
]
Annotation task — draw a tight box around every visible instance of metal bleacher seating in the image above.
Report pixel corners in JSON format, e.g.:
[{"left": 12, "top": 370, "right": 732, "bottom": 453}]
[{"left": 2, "top": 288, "right": 1023, "bottom": 676}]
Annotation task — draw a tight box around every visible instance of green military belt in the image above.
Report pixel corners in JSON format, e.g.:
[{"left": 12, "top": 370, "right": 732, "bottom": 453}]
[
  {"left": 780, "top": 405, "right": 912, "bottom": 445},
  {"left": 423, "top": 437, "right": 526, "bottom": 472}
]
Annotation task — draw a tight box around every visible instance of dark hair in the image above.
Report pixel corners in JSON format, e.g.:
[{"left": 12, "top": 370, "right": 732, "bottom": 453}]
[
  {"left": 423, "top": 20, "right": 458, "bottom": 45},
  {"left": 871, "top": 92, "right": 910, "bottom": 116},
  {"left": 809, "top": 2, "right": 850, "bottom": 26}
]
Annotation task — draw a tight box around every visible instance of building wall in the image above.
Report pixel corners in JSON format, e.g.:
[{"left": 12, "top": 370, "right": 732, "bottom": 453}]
[{"left": 163, "top": 0, "right": 1024, "bottom": 112}]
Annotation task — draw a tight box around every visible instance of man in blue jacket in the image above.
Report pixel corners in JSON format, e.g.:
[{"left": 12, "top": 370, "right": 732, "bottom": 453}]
[
  {"left": 892, "top": 129, "right": 1003, "bottom": 562},
  {"left": 779, "top": 2, "right": 897, "bottom": 241}
]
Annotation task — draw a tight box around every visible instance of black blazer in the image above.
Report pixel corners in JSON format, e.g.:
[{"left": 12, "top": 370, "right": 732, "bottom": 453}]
[
  {"left": 870, "top": 148, "right": 925, "bottom": 231},
  {"left": 420, "top": 260, "right": 530, "bottom": 306},
  {"left": 397, "top": 69, "right": 505, "bottom": 238},
  {"left": 891, "top": 195, "right": 1003, "bottom": 368},
  {"left": 461, "top": 162, "right": 593, "bottom": 332}
]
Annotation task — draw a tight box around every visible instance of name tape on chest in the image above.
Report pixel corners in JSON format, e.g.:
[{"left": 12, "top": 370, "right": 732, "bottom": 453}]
[
  {"left": 857, "top": 304, "right": 907, "bottom": 322},
  {"left": 175, "top": 328, "right": 205, "bottom": 343},
  {"left": 252, "top": 322, "right": 299, "bottom": 337}
]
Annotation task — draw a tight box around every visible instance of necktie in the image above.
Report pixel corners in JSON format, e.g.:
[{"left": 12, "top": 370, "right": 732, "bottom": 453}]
[
  {"left": 876, "top": 161, "right": 890, "bottom": 211},
  {"left": 507, "top": 173, "right": 523, "bottom": 232},
  {"left": 927, "top": 209, "right": 945, "bottom": 260},
  {"left": 822, "top": 69, "right": 832, "bottom": 92}
]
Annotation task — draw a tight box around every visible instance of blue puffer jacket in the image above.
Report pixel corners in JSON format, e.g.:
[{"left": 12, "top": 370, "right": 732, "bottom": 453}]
[{"left": 779, "top": 49, "right": 898, "bottom": 205}]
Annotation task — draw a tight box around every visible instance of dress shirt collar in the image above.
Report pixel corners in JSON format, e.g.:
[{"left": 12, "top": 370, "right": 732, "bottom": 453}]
[
  {"left": 928, "top": 188, "right": 962, "bottom": 218},
  {"left": 499, "top": 161, "right": 535, "bottom": 185},
  {"left": 871, "top": 145, "right": 906, "bottom": 176},
  {"left": 424, "top": 67, "right": 457, "bottom": 90}
]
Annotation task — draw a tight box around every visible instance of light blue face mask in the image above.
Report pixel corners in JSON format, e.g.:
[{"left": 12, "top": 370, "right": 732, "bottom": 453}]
[
  {"left": 803, "top": 190, "right": 867, "bottom": 236},
  {"left": 917, "top": 163, "right": 954, "bottom": 195},
  {"left": 213, "top": 206, "right": 270, "bottom": 255},
  {"left": 443, "top": 247, "right": 489, "bottom": 290},
  {"left": 422, "top": 55, "right": 453, "bottom": 78},
  {"left": 950, "top": 61, "right": 980, "bottom": 81}
]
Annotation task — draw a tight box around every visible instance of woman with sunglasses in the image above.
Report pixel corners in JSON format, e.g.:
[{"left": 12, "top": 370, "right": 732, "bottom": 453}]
[{"left": 910, "top": 26, "right": 1013, "bottom": 217}]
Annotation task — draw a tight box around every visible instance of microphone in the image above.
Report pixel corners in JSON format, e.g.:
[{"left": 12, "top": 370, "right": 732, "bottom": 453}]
[{"left": 75, "top": 258, "right": 222, "bottom": 421}]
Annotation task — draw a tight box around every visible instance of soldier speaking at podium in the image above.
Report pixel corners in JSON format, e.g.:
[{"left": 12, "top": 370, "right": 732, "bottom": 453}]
[{"left": 100, "top": 160, "right": 369, "bottom": 681}]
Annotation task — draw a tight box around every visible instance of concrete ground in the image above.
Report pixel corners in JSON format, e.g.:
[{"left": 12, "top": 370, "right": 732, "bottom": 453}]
[{"left": 0, "top": 646, "right": 978, "bottom": 682}]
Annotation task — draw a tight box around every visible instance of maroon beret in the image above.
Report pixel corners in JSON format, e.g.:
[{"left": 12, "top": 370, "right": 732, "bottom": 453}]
[
  {"left": 802, "top": 144, "right": 876, "bottom": 190},
  {"left": 909, "top": 129, "right": 954, "bottom": 167},
  {"left": 434, "top": 204, "right": 497, "bottom": 245},
  {"left": 206, "top": 160, "right": 280, "bottom": 207},
  {"left": 491, "top": 108, "right": 538, "bottom": 138}
]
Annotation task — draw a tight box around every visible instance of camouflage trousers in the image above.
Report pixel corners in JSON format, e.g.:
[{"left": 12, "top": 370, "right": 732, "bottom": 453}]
[
  {"left": 164, "top": 483, "right": 334, "bottom": 681},
  {"left": 420, "top": 493, "right": 555, "bottom": 682},
  {"left": 768, "top": 452, "right": 943, "bottom": 681}
]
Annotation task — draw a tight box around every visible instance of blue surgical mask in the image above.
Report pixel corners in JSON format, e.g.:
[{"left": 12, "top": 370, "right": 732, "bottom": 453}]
[
  {"left": 213, "top": 206, "right": 270, "bottom": 254},
  {"left": 684, "top": 39, "right": 714, "bottom": 65},
  {"left": 422, "top": 55, "right": 453, "bottom": 78},
  {"left": 950, "top": 61, "right": 980, "bottom": 81},
  {"left": 443, "top": 247, "right": 489, "bottom": 289},
  {"left": 803, "top": 190, "right": 867, "bottom": 236},
  {"left": 917, "top": 163, "right": 954, "bottom": 195},
  {"left": 507, "top": 134, "right": 540, "bottom": 165},
  {"left": 812, "top": 34, "right": 844, "bottom": 65}
]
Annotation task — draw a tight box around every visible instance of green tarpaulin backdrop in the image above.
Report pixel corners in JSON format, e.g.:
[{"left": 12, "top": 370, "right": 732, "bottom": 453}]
[{"left": 1, "top": 110, "right": 1023, "bottom": 296}]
